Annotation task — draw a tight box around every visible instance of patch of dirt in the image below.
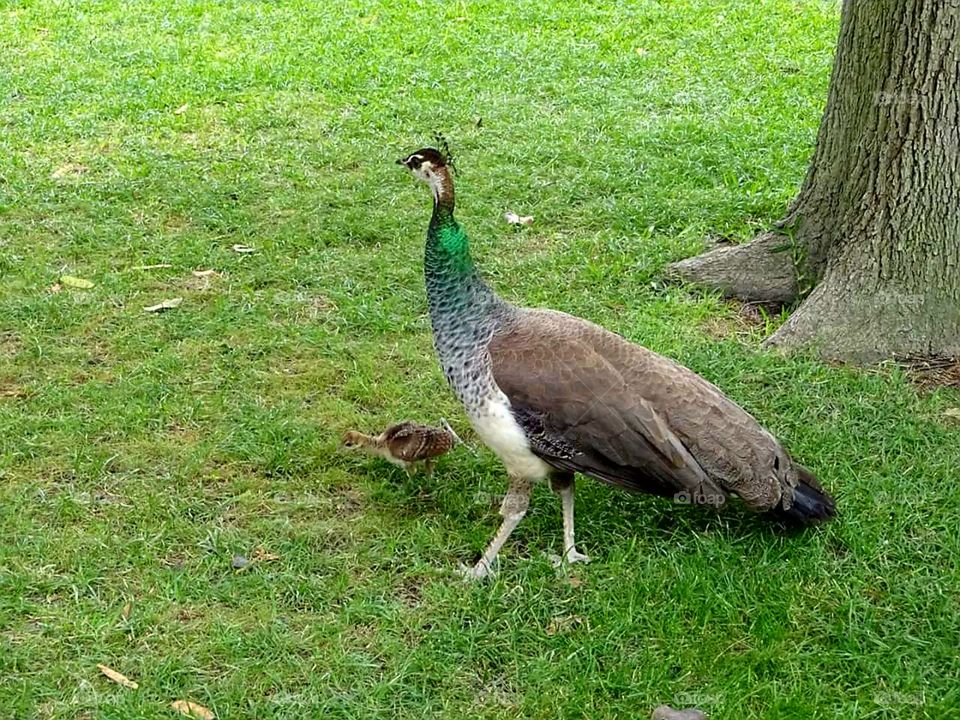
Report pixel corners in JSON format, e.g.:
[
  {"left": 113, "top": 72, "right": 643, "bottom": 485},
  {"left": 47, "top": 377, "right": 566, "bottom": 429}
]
[
  {"left": 162, "top": 554, "right": 187, "bottom": 570},
  {"left": 898, "top": 355, "right": 960, "bottom": 389},
  {"left": 174, "top": 605, "right": 204, "bottom": 623},
  {"left": 700, "top": 300, "right": 779, "bottom": 340},
  {"left": 0, "top": 331, "right": 22, "bottom": 358},
  {"left": 394, "top": 575, "right": 425, "bottom": 608},
  {"left": 291, "top": 294, "right": 339, "bottom": 322},
  {"left": 474, "top": 675, "right": 520, "bottom": 709},
  {"left": 0, "top": 382, "right": 30, "bottom": 399},
  {"left": 332, "top": 486, "right": 366, "bottom": 517}
]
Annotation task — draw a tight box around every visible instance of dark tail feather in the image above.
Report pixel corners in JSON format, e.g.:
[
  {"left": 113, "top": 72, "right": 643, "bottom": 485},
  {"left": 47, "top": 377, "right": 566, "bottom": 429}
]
[{"left": 770, "top": 465, "right": 837, "bottom": 525}]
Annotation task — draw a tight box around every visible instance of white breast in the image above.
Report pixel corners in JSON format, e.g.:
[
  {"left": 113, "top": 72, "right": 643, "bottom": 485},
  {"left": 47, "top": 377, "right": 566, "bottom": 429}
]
[{"left": 468, "top": 392, "right": 553, "bottom": 480}]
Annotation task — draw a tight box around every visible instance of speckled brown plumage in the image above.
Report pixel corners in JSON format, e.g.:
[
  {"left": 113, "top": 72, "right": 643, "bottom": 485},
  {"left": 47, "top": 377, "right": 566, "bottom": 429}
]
[
  {"left": 381, "top": 421, "right": 455, "bottom": 462},
  {"left": 341, "top": 421, "right": 455, "bottom": 474}
]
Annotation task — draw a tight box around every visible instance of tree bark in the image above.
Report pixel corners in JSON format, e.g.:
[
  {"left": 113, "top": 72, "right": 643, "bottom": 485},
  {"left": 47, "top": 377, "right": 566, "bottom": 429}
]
[{"left": 670, "top": 0, "right": 960, "bottom": 363}]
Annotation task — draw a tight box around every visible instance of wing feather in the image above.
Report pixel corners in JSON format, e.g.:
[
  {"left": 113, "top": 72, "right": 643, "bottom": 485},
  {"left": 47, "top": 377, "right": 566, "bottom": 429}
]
[{"left": 489, "top": 309, "right": 797, "bottom": 510}]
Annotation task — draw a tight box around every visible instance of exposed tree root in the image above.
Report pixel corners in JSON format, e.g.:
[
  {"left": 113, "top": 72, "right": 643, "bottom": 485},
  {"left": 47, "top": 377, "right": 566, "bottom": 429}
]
[{"left": 666, "top": 232, "right": 799, "bottom": 304}]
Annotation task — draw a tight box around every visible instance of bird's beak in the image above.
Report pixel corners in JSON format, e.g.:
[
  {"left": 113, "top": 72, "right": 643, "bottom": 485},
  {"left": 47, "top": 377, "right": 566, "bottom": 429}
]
[{"left": 396, "top": 157, "right": 408, "bottom": 167}]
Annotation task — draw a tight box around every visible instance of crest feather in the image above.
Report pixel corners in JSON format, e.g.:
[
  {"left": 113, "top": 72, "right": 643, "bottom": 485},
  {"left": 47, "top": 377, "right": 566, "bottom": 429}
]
[{"left": 433, "top": 132, "right": 457, "bottom": 174}]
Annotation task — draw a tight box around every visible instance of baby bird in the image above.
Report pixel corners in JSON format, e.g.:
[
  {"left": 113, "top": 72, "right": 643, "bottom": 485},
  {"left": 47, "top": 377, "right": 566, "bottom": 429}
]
[{"left": 340, "top": 421, "right": 456, "bottom": 475}]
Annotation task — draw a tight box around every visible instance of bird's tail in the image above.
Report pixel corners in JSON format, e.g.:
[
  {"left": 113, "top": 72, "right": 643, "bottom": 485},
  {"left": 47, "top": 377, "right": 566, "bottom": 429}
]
[{"left": 770, "top": 465, "right": 837, "bottom": 525}]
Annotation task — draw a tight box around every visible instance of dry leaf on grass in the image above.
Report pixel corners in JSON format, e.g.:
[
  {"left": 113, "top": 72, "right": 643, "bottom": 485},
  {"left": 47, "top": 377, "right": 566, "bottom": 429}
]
[
  {"left": 504, "top": 211, "right": 534, "bottom": 226},
  {"left": 252, "top": 547, "right": 280, "bottom": 563},
  {"left": 192, "top": 269, "right": 216, "bottom": 278},
  {"left": 171, "top": 700, "right": 214, "bottom": 719},
  {"left": 51, "top": 162, "right": 89, "bottom": 180},
  {"left": 944, "top": 408, "right": 960, "bottom": 420},
  {"left": 49, "top": 283, "right": 62, "bottom": 294},
  {"left": 545, "top": 615, "right": 585, "bottom": 636},
  {"left": 231, "top": 244, "right": 255, "bottom": 254},
  {"left": 131, "top": 263, "right": 173, "bottom": 271},
  {"left": 97, "top": 663, "right": 138, "bottom": 689},
  {"left": 143, "top": 298, "right": 182, "bottom": 313},
  {"left": 121, "top": 602, "right": 132, "bottom": 621},
  {"left": 60, "top": 275, "right": 94, "bottom": 289},
  {"left": 173, "top": 103, "right": 190, "bottom": 115}
]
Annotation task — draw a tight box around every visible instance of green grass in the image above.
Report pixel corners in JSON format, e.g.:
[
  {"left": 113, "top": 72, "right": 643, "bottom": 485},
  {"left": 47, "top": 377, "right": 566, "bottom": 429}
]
[{"left": 1, "top": 1, "right": 958, "bottom": 718}]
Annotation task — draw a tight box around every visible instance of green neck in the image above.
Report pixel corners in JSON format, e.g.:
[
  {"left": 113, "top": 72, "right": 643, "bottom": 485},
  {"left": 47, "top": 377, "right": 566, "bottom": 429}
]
[{"left": 423, "top": 169, "right": 501, "bottom": 329}]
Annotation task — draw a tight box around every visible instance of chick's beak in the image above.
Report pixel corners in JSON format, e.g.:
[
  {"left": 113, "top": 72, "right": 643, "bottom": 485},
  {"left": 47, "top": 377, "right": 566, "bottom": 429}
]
[{"left": 396, "top": 157, "right": 409, "bottom": 167}]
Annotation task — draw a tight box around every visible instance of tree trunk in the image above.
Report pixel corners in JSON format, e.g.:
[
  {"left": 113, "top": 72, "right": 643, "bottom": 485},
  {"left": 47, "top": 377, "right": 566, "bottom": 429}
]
[{"left": 670, "top": 0, "right": 960, "bottom": 363}]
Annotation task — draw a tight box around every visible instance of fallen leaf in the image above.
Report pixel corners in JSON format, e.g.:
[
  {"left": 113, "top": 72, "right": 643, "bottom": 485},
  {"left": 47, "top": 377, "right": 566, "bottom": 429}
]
[
  {"left": 131, "top": 263, "right": 172, "bottom": 271},
  {"left": 545, "top": 614, "right": 584, "bottom": 636},
  {"left": 171, "top": 700, "right": 214, "bottom": 719},
  {"left": 173, "top": 103, "right": 190, "bottom": 115},
  {"left": 566, "top": 575, "right": 584, "bottom": 588},
  {"left": 97, "top": 663, "right": 138, "bottom": 689},
  {"left": 51, "top": 162, "right": 89, "bottom": 179},
  {"left": 252, "top": 547, "right": 280, "bottom": 563},
  {"left": 49, "top": 283, "right": 62, "bottom": 294},
  {"left": 121, "top": 602, "right": 132, "bottom": 621},
  {"left": 192, "top": 269, "right": 216, "bottom": 278},
  {"left": 60, "top": 275, "right": 94, "bottom": 289},
  {"left": 232, "top": 244, "right": 255, "bottom": 254},
  {"left": 0, "top": 385, "right": 30, "bottom": 399},
  {"left": 504, "top": 211, "right": 534, "bottom": 226},
  {"left": 944, "top": 408, "right": 960, "bottom": 420},
  {"left": 143, "top": 298, "right": 182, "bottom": 313},
  {"left": 635, "top": 47, "right": 649, "bottom": 56}
]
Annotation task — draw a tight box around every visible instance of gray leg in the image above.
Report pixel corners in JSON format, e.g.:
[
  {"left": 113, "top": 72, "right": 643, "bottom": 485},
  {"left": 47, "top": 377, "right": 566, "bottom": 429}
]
[
  {"left": 550, "top": 474, "right": 591, "bottom": 565},
  {"left": 460, "top": 477, "right": 532, "bottom": 580}
]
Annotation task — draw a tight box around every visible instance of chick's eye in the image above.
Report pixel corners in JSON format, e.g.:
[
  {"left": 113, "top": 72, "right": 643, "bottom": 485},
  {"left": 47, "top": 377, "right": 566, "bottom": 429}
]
[{"left": 410, "top": 158, "right": 422, "bottom": 169}]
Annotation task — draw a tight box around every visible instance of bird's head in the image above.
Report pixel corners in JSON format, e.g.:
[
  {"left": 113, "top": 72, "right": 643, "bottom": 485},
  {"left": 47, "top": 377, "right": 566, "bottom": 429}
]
[
  {"left": 339, "top": 431, "right": 366, "bottom": 450},
  {"left": 396, "top": 147, "right": 449, "bottom": 184},
  {"left": 397, "top": 134, "right": 457, "bottom": 203}
]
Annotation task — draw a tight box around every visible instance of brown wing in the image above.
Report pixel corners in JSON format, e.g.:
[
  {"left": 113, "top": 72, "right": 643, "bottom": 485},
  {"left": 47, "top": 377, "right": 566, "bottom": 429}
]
[
  {"left": 382, "top": 422, "right": 454, "bottom": 462},
  {"left": 489, "top": 309, "right": 799, "bottom": 511}
]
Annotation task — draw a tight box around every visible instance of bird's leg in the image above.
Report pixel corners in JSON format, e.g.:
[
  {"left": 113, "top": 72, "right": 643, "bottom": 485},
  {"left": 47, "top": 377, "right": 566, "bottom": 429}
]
[
  {"left": 549, "top": 474, "right": 591, "bottom": 565},
  {"left": 424, "top": 459, "right": 435, "bottom": 478},
  {"left": 459, "top": 477, "right": 531, "bottom": 580}
]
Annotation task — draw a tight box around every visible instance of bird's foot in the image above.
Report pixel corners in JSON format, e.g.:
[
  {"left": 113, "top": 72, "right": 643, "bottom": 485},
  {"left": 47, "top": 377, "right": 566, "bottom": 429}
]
[
  {"left": 457, "top": 559, "right": 495, "bottom": 581},
  {"left": 547, "top": 549, "right": 592, "bottom": 567}
]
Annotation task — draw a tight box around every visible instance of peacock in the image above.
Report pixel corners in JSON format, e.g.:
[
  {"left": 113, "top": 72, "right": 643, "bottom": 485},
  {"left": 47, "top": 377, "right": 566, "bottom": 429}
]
[{"left": 397, "top": 142, "right": 836, "bottom": 579}]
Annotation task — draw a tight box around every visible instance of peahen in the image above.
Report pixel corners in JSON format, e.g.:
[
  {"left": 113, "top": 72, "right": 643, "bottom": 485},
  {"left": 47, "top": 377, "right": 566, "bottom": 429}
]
[{"left": 397, "top": 143, "right": 836, "bottom": 579}]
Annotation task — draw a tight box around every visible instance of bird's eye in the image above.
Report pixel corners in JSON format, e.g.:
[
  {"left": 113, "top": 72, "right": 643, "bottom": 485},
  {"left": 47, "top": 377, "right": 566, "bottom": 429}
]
[{"left": 409, "top": 157, "right": 422, "bottom": 169}]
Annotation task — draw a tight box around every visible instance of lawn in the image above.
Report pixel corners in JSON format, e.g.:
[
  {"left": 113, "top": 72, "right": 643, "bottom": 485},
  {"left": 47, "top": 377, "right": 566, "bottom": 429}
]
[{"left": 1, "top": 1, "right": 959, "bottom": 718}]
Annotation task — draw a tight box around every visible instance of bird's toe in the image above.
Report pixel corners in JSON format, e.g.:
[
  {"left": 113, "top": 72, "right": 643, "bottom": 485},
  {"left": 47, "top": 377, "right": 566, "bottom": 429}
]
[
  {"left": 547, "top": 550, "right": 591, "bottom": 567},
  {"left": 457, "top": 560, "right": 494, "bottom": 581}
]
